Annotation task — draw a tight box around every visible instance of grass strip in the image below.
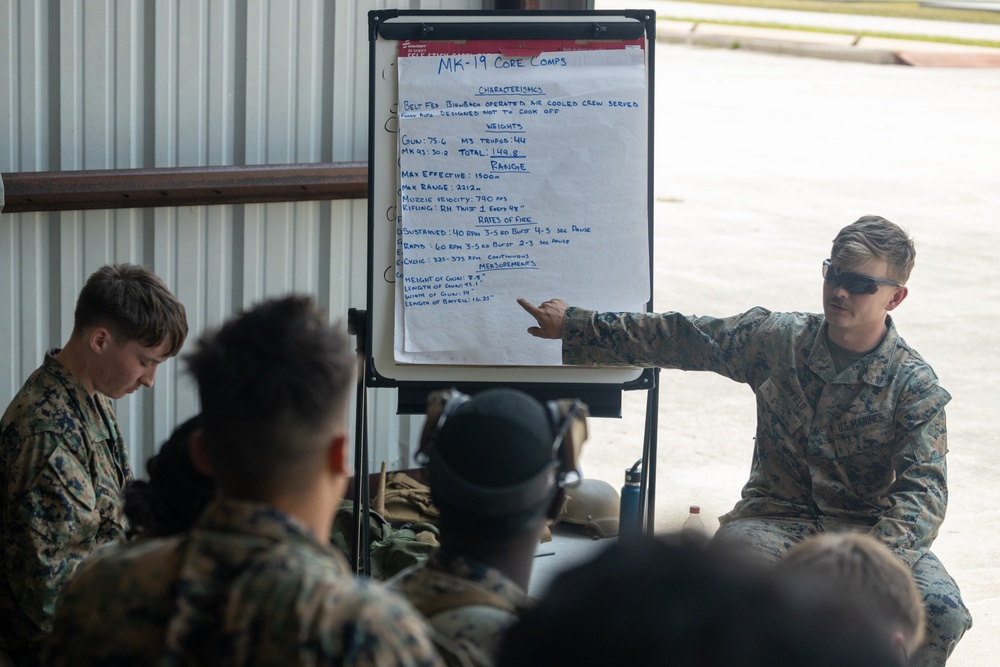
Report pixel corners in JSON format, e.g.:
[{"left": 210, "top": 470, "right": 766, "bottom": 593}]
[
  {"left": 661, "top": 16, "right": 1000, "bottom": 47},
  {"left": 665, "top": 0, "right": 1000, "bottom": 25}
]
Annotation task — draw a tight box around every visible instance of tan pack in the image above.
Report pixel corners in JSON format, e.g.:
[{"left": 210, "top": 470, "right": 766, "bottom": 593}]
[{"left": 372, "top": 464, "right": 441, "bottom": 526}]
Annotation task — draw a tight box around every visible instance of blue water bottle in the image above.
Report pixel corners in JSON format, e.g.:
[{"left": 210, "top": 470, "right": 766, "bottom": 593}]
[{"left": 619, "top": 459, "right": 643, "bottom": 539}]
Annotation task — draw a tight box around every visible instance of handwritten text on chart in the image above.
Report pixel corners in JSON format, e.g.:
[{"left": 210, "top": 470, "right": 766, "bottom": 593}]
[
  {"left": 397, "top": 52, "right": 642, "bottom": 309},
  {"left": 396, "top": 48, "right": 647, "bottom": 331}
]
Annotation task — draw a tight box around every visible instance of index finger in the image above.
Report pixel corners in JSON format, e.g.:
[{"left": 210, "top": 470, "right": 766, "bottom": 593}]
[{"left": 517, "top": 297, "right": 542, "bottom": 318}]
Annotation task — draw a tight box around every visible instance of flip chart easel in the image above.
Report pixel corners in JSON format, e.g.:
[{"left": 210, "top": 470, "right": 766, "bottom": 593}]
[{"left": 354, "top": 9, "right": 660, "bottom": 574}]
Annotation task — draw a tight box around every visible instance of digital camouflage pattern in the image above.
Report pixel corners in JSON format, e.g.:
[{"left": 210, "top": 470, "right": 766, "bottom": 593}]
[
  {"left": 390, "top": 551, "right": 530, "bottom": 667},
  {"left": 0, "top": 351, "right": 131, "bottom": 663},
  {"left": 563, "top": 306, "right": 971, "bottom": 666},
  {"left": 45, "top": 496, "right": 445, "bottom": 667}
]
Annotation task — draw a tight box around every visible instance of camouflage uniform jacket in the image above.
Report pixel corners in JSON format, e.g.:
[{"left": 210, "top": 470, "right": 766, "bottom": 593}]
[
  {"left": 0, "top": 350, "right": 132, "bottom": 662},
  {"left": 563, "top": 306, "right": 950, "bottom": 568},
  {"left": 44, "top": 496, "right": 445, "bottom": 667},
  {"left": 389, "top": 551, "right": 530, "bottom": 667}
]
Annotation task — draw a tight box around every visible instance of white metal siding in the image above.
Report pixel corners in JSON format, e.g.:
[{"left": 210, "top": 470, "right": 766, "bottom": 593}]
[{"left": 0, "top": 0, "right": 481, "bottom": 477}]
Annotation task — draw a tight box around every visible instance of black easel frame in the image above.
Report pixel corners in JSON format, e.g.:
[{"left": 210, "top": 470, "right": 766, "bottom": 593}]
[{"left": 352, "top": 9, "right": 661, "bottom": 575}]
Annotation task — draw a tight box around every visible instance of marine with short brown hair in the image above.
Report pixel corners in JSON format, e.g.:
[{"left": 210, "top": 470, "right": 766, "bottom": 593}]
[{"left": 0, "top": 263, "right": 187, "bottom": 664}]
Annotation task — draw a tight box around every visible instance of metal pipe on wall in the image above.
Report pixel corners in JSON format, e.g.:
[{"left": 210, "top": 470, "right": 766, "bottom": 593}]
[{"left": 0, "top": 163, "right": 368, "bottom": 213}]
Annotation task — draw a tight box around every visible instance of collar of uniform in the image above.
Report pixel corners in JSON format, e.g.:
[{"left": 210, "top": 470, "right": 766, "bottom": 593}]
[
  {"left": 805, "top": 316, "right": 899, "bottom": 387},
  {"left": 193, "top": 495, "right": 350, "bottom": 573},
  {"left": 42, "top": 348, "right": 115, "bottom": 444},
  {"left": 427, "top": 549, "right": 529, "bottom": 606}
]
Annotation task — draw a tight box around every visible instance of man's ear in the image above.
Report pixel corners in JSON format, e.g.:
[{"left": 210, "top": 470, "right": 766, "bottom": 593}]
[
  {"left": 88, "top": 327, "right": 112, "bottom": 354},
  {"left": 890, "top": 630, "right": 908, "bottom": 663},
  {"left": 188, "top": 430, "right": 215, "bottom": 477},
  {"left": 325, "top": 433, "right": 350, "bottom": 477},
  {"left": 885, "top": 285, "right": 908, "bottom": 312}
]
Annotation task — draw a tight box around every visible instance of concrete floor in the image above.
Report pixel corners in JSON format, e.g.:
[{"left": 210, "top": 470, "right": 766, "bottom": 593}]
[{"left": 538, "top": 42, "right": 999, "bottom": 666}]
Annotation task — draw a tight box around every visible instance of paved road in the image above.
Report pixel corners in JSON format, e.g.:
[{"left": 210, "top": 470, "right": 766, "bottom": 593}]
[{"left": 540, "top": 41, "right": 1000, "bottom": 667}]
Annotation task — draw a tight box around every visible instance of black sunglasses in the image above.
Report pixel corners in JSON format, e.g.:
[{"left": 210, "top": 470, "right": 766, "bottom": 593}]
[{"left": 822, "top": 259, "right": 902, "bottom": 295}]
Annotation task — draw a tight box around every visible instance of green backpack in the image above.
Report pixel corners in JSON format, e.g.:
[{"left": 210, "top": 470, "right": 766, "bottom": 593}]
[{"left": 330, "top": 500, "right": 439, "bottom": 580}]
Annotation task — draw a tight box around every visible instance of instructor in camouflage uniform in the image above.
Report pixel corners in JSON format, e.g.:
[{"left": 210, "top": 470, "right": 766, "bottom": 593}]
[
  {"left": 519, "top": 216, "right": 972, "bottom": 666},
  {"left": 0, "top": 263, "right": 188, "bottom": 665},
  {"left": 45, "top": 295, "right": 443, "bottom": 666}
]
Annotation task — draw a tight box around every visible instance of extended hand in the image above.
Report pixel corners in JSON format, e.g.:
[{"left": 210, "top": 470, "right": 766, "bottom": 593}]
[{"left": 517, "top": 298, "right": 568, "bottom": 339}]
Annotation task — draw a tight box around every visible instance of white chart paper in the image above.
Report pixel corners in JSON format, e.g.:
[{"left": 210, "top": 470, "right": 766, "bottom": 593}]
[{"left": 395, "top": 46, "right": 649, "bottom": 365}]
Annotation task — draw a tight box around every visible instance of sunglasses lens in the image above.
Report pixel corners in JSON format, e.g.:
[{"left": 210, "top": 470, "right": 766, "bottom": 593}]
[
  {"left": 842, "top": 275, "right": 877, "bottom": 295},
  {"left": 824, "top": 263, "right": 877, "bottom": 295}
]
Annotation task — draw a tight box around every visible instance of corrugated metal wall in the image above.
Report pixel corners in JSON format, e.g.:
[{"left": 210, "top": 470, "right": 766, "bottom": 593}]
[{"left": 0, "top": 0, "right": 481, "bottom": 477}]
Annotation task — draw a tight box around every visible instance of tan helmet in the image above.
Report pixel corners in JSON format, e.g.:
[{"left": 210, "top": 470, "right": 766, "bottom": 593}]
[{"left": 557, "top": 478, "right": 620, "bottom": 539}]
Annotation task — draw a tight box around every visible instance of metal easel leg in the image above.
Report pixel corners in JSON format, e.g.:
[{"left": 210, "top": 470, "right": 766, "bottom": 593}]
[
  {"left": 638, "top": 367, "right": 660, "bottom": 535},
  {"left": 348, "top": 308, "right": 371, "bottom": 576}
]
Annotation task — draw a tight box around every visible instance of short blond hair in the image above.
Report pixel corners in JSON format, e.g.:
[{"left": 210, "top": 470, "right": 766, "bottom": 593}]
[
  {"left": 831, "top": 215, "right": 916, "bottom": 284},
  {"left": 777, "top": 532, "right": 925, "bottom": 656}
]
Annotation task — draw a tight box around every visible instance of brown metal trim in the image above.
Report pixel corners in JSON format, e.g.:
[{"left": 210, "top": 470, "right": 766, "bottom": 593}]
[{"left": 1, "top": 162, "right": 369, "bottom": 213}]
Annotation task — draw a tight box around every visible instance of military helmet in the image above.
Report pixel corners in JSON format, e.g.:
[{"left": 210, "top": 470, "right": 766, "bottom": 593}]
[{"left": 558, "top": 478, "right": 620, "bottom": 539}]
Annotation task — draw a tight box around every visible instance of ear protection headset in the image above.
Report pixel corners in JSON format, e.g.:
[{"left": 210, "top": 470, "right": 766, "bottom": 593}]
[{"left": 416, "top": 388, "right": 589, "bottom": 517}]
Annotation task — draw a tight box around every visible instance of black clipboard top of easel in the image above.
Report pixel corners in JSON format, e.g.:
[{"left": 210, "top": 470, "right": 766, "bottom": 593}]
[{"left": 370, "top": 9, "right": 656, "bottom": 43}]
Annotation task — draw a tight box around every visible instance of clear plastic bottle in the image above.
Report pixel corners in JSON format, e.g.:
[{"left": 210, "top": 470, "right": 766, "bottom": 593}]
[{"left": 682, "top": 505, "right": 705, "bottom": 534}]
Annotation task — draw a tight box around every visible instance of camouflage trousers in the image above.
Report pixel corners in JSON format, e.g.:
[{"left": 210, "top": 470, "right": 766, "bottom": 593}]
[{"left": 712, "top": 517, "right": 972, "bottom": 667}]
